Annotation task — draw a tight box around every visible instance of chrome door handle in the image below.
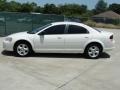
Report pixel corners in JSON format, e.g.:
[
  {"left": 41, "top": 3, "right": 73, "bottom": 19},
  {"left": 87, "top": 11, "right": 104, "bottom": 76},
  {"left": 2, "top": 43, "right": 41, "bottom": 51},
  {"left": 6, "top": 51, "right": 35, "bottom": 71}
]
[
  {"left": 85, "top": 37, "right": 89, "bottom": 38},
  {"left": 57, "top": 37, "right": 62, "bottom": 39}
]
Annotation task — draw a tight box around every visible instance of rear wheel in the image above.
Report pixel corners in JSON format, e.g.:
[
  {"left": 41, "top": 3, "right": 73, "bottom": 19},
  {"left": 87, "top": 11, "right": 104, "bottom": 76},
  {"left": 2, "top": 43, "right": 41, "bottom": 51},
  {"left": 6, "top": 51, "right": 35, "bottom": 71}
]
[
  {"left": 14, "top": 42, "right": 31, "bottom": 57},
  {"left": 84, "top": 44, "right": 102, "bottom": 59}
]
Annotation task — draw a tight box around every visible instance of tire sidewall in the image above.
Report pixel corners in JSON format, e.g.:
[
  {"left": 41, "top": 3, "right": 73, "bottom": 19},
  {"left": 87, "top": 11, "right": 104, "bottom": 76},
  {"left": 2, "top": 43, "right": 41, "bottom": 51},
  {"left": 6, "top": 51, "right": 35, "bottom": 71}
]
[
  {"left": 14, "top": 42, "right": 31, "bottom": 57},
  {"left": 85, "top": 44, "right": 102, "bottom": 59}
]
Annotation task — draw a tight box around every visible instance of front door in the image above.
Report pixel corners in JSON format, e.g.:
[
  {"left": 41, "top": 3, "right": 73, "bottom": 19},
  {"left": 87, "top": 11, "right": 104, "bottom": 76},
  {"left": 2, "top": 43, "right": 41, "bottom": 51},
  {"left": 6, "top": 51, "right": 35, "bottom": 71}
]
[{"left": 34, "top": 24, "right": 66, "bottom": 53}]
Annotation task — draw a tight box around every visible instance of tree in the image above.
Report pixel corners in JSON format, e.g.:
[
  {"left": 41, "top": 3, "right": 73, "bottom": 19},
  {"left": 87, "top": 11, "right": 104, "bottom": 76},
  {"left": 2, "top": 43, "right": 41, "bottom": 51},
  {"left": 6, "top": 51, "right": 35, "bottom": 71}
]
[
  {"left": 43, "top": 4, "right": 59, "bottom": 14},
  {"left": 6, "top": 1, "right": 21, "bottom": 12},
  {"left": 59, "top": 4, "right": 87, "bottom": 16},
  {"left": 94, "top": 0, "right": 107, "bottom": 14},
  {"left": 0, "top": 0, "right": 91, "bottom": 18},
  {"left": 0, "top": 0, "right": 7, "bottom": 11},
  {"left": 34, "top": 6, "right": 43, "bottom": 13},
  {"left": 20, "top": 2, "right": 34, "bottom": 12},
  {"left": 109, "top": 3, "right": 120, "bottom": 14},
  {"left": 81, "top": 5, "right": 87, "bottom": 13}
]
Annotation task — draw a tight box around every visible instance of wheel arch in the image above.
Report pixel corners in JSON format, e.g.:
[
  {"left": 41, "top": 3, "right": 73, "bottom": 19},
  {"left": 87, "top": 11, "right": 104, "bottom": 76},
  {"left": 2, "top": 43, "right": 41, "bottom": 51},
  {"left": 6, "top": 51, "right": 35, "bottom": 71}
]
[
  {"left": 84, "top": 41, "right": 104, "bottom": 53},
  {"left": 13, "top": 39, "right": 34, "bottom": 52}
]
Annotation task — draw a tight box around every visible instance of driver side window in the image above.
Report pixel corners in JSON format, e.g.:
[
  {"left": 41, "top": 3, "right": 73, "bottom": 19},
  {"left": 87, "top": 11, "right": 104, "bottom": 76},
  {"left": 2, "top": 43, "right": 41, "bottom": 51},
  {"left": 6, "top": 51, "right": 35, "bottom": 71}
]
[{"left": 42, "top": 25, "right": 65, "bottom": 35}]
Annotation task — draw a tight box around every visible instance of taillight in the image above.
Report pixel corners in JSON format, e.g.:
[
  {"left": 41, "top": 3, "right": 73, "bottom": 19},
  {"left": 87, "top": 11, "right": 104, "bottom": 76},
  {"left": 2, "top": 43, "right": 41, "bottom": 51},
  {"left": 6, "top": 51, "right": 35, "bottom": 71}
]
[{"left": 110, "top": 35, "right": 113, "bottom": 40}]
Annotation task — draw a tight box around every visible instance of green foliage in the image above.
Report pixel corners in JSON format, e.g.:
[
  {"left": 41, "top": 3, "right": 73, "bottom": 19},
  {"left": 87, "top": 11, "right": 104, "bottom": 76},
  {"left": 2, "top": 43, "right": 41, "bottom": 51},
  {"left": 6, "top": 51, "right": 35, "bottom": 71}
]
[
  {"left": 59, "top": 4, "right": 87, "bottom": 16},
  {"left": 0, "top": 0, "right": 7, "bottom": 11},
  {"left": 6, "top": 1, "right": 21, "bottom": 12},
  {"left": 0, "top": 0, "right": 88, "bottom": 17},
  {"left": 0, "top": 0, "right": 119, "bottom": 21},
  {"left": 19, "top": 3, "right": 34, "bottom": 12},
  {"left": 109, "top": 3, "right": 120, "bottom": 14},
  {"left": 43, "top": 4, "right": 59, "bottom": 14},
  {"left": 94, "top": 0, "right": 107, "bottom": 14},
  {"left": 34, "top": 6, "right": 43, "bottom": 13}
]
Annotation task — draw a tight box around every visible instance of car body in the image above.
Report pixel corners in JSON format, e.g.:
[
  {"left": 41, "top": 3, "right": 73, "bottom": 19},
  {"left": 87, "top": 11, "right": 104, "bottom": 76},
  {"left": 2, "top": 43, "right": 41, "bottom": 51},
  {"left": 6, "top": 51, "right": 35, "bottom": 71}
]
[{"left": 3, "top": 22, "right": 115, "bottom": 58}]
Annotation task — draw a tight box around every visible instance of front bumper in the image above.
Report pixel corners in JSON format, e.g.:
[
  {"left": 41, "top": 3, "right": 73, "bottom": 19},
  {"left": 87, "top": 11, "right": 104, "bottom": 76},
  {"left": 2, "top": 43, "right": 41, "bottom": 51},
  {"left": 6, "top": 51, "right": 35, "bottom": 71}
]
[{"left": 3, "top": 40, "right": 14, "bottom": 51}]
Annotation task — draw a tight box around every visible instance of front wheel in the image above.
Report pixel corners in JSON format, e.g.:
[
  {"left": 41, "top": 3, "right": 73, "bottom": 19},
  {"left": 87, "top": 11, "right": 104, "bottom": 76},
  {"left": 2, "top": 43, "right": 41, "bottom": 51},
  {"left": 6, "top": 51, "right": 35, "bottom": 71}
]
[
  {"left": 84, "top": 44, "right": 102, "bottom": 59},
  {"left": 14, "top": 43, "right": 31, "bottom": 57}
]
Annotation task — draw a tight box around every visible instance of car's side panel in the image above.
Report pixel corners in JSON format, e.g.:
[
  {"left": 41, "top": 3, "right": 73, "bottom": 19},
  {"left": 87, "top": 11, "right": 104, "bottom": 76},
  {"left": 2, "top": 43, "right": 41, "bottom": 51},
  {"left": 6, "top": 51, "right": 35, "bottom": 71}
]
[
  {"left": 33, "top": 34, "right": 65, "bottom": 53},
  {"left": 5, "top": 32, "right": 35, "bottom": 51},
  {"left": 64, "top": 34, "right": 90, "bottom": 53},
  {"left": 83, "top": 39, "right": 105, "bottom": 52}
]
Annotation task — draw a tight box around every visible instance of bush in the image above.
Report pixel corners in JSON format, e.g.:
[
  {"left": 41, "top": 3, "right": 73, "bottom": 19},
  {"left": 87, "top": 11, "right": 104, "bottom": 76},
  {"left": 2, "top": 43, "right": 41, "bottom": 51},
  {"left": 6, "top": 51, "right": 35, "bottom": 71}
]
[
  {"left": 84, "top": 20, "right": 96, "bottom": 27},
  {"left": 84, "top": 20, "right": 120, "bottom": 29}
]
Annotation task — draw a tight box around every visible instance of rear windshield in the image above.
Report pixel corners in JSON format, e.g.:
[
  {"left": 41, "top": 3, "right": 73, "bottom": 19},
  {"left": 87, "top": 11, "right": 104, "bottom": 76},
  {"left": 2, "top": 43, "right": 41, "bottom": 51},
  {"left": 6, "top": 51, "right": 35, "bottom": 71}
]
[{"left": 94, "top": 28, "right": 102, "bottom": 32}]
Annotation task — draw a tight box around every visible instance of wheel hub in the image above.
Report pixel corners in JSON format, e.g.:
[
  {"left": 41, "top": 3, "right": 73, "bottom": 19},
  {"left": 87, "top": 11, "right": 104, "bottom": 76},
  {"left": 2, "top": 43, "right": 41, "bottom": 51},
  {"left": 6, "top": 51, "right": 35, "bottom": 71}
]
[
  {"left": 88, "top": 46, "right": 100, "bottom": 58},
  {"left": 17, "top": 44, "right": 29, "bottom": 56}
]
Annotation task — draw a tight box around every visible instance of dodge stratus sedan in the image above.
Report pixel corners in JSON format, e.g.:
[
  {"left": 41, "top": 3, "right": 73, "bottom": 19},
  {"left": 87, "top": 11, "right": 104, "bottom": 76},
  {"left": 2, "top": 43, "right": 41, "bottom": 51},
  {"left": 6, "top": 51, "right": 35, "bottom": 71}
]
[{"left": 3, "top": 22, "right": 115, "bottom": 59}]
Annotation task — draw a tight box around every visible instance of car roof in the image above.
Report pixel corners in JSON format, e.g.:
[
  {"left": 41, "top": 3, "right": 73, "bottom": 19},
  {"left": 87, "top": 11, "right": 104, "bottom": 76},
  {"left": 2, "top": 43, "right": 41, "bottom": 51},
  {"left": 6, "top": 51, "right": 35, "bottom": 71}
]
[
  {"left": 51, "top": 21, "right": 85, "bottom": 26},
  {"left": 51, "top": 21, "right": 99, "bottom": 34}
]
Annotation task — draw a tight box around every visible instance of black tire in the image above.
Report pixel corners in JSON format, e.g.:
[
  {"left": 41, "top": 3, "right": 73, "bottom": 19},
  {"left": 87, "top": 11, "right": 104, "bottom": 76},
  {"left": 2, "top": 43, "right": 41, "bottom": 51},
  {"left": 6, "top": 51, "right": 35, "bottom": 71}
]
[
  {"left": 14, "top": 42, "right": 32, "bottom": 57},
  {"left": 84, "top": 44, "right": 102, "bottom": 59}
]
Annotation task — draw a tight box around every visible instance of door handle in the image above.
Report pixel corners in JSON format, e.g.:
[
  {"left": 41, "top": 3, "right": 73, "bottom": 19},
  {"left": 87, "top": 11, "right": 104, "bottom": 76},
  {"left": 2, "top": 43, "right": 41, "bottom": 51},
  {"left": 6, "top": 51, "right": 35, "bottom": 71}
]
[
  {"left": 84, "top": 37, "right": 89, "bottom": 38},
  {"left": 57, "top": 37, "right": 62, "bottom": 39}
]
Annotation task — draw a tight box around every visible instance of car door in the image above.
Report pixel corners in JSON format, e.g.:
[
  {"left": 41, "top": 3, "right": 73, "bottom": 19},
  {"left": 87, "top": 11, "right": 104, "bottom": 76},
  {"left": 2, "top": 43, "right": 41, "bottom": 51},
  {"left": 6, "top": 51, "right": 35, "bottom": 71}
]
[
  {"left": 64, "top": 24, "right": 90, "bottom": 53},
  {"left": 34, "top": 24, "right": 66, "bottom": 53}
]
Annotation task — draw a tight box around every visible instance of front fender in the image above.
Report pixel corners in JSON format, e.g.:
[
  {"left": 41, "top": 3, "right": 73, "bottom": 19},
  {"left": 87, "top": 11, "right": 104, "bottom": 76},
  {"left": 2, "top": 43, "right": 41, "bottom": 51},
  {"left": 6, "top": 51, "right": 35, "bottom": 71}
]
[{"left": 13, "top": 35, "right": 34, "bottom": 51}]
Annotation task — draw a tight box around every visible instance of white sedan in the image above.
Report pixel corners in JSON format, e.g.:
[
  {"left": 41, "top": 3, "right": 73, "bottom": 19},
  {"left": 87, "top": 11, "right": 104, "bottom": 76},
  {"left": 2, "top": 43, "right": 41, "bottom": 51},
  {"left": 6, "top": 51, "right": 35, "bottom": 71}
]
[{"left": 3, "top": 22, "right": 115, "bottom": 59}]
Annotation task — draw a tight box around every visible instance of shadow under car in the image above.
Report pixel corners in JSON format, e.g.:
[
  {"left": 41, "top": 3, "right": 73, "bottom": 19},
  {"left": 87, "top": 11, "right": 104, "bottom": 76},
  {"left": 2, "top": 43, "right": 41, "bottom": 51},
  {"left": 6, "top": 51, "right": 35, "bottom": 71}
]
[{"left": 2, "top": 50, "right": 110, "bottom": 59}]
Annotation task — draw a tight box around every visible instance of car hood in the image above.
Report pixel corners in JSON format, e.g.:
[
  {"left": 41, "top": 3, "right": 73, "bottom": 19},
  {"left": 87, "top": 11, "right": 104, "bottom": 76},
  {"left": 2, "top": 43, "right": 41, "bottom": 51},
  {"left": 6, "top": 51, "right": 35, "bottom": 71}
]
[{"left": 7, "top": 32, "right": 29, "bottom": 38}]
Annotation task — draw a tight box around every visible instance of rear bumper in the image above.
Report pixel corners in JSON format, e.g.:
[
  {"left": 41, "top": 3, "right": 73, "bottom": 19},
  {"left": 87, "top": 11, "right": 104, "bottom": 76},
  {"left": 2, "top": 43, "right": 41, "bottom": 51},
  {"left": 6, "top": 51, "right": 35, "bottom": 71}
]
[
  {"left": 104, "top": 47, "right": 115, "bottom": 52},
  {"left": 103, "top": 40, "right": 115, "bottom": 52}
]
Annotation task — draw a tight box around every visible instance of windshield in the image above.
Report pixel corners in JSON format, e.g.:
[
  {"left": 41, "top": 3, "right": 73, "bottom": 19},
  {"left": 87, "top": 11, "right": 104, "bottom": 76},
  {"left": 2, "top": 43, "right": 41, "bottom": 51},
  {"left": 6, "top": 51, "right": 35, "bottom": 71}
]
[{"left": 27, "top": 23, "right": 52, "bottom": 34}]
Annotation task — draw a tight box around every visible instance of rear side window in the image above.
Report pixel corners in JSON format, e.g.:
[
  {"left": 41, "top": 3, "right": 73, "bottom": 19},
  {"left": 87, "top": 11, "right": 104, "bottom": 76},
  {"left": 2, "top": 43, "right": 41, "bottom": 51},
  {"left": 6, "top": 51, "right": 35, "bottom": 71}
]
[
  {"left": 43, "top": 25, "right": 65, "bottom": 35},
  {"left": 68, "top": 25, "right": 89, "bottom": 34}
]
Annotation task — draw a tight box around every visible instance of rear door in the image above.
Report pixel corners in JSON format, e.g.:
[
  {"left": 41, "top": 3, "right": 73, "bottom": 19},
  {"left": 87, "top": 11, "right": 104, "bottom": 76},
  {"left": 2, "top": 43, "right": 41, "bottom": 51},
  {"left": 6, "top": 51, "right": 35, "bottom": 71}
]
[{"left": 64, "top": 24, "right": 90, "bottom": 53}]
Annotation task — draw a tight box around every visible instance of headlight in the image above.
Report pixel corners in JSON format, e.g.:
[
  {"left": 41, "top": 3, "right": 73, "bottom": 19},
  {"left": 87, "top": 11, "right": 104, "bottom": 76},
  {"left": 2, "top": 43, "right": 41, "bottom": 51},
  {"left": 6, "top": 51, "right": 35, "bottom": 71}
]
[{"left": 5, "top": 37, "right": 12, "bottom": 42}]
